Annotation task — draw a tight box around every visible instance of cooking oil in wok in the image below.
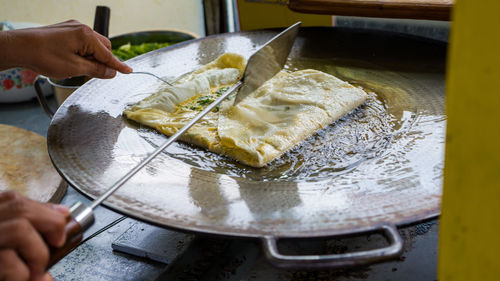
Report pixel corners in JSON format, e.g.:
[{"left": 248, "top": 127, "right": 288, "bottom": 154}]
[
  {"left": 138, "top": 89, "right": 407, "bottom": 182},
  {"left": 135, "top": 58, "right": 421, "bottom": 182}
]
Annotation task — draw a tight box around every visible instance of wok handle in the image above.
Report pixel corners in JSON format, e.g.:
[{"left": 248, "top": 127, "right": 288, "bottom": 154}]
[
  {"left": 34, "top": 76, "right": 54, "bottom": 118},
  {"left": 261, "top": 224, "right": 403, "bottom": 269},
  {"left": 47, "top": 202, "right": 95, "bottom": 268}
]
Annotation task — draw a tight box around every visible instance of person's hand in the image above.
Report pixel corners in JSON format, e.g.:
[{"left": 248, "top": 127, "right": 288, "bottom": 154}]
[
  {"left": 0, "top": 20, "right": 132, "bottom": 79},
  {"left": 0, "top": 191, "right": 70, "bottom": 281}
]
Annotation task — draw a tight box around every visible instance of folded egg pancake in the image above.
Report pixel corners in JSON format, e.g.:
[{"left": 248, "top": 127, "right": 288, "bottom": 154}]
[{"left": 124, "top": 53, "right": 368, "bottom": 167}]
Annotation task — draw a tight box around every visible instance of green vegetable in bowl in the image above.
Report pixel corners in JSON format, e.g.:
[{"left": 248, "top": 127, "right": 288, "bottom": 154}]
[{"left": 112, "top": 42, "right": 171, "bottom": 61}]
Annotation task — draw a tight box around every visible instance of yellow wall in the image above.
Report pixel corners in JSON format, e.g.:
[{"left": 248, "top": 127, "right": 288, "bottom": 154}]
[
  {"left": 439, "top": 0, "right": 500, "bottom": 280},
  {"left": 236, "top": 0, "right": 332, "bottom": 30},
  {"left": 0, "top": 0, "right": 204, "bottom": 37}
]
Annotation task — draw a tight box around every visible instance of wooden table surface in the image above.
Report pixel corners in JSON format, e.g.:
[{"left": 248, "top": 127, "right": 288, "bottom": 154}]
[
  {"left": 288, "top": 0, "right": 453, "bottom": 20},
  {"left": 0, "top": 124, "right": 66, "bottom": 203}
]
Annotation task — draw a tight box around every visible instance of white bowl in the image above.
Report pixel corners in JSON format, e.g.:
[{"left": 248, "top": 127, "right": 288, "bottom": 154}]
[{"left": 0, "top": 68, "right": 52, "bottom": 103}]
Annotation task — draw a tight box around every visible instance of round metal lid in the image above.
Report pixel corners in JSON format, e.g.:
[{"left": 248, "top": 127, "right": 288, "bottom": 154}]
[{"left": 48, "top": 27, "right": 446, "bottom": 238}]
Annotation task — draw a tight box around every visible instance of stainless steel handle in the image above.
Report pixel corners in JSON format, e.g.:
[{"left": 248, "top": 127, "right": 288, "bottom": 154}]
[
  {"left": 34, "top": 75, "right": 55, "bottom": 118},
  {"left": 47, "top": 201, "right": 95, "bottom": 268},
  {"left": 262, "top": 224, "right": 403, "bottom": 269}
]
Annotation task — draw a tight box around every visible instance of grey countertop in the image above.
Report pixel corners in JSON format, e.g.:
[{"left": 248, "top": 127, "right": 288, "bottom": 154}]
[{"left": 0, "top": 96, "right": 439, "bottom": 281}]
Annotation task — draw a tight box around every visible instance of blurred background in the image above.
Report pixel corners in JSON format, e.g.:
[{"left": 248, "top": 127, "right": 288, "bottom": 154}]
[
  {"left": 0, "top": 0, "right": 206, "bottom": 37},
  {"left": 0, "top": 0, "right": 449, "bottom": 40}
]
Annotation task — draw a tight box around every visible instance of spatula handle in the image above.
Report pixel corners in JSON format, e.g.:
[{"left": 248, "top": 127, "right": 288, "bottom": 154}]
[
  {"left": 47, "top": 218, "right": 83, "bottom": 268},
  {"left": 47, "top": 202, "right": 95, "bottom": 268}
]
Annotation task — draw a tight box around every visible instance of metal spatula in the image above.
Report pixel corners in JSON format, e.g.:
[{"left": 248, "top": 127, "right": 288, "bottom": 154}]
[
  {"left": 47, "top": 21, "right": 301, "bottom": 268},
  {"left": 128, "top": 71, "right": 174, "bottom": 86}
]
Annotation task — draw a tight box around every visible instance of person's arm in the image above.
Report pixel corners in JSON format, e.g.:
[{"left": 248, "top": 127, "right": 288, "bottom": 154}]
[
  {"left": 0, "top": 191, "right": 69, "bottom": 281},
  {"left": 0, "top": 20, "right": 132, "bottom": 79}
]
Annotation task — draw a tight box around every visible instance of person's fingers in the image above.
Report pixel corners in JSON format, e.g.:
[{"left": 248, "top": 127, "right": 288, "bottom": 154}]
[
  {"left": 41, "top": 273, "right": 54, "bottom": 281},
  {"left": 65, "top": 23, "right": 120, "bottom": 72},
  {"left": 50, "top": 203, "right": 70, "bottom": 216},
  {"left": 93, "top": 31, "right": 112, "bottom": 50},
  {"left": 0, "top": 249, "right": 30, "bottom": 281},
  {"left": 71, "top": 55, "right": 116, "bottom": 78},
  {"left": 0, "top": 219, "right": 49, "bottom": 280},
  {"left": 0, "top": 191, "right": 69, "bottom": 247},
  {"left": 88, "top": 37, "right": 132, "bottom": 74},
  {"left": 0, "top": 190, "right": 19, "bottom": 203}
]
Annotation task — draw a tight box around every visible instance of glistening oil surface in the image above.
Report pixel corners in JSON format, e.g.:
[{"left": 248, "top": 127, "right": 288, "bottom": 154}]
[{"left": 134, "top": 58, "right": 420, "bottom": 182}]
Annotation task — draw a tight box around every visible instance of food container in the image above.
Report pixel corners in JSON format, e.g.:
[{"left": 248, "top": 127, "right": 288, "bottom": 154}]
[{"left": 110, "top": 30, "right": 198, "bottom": 60}]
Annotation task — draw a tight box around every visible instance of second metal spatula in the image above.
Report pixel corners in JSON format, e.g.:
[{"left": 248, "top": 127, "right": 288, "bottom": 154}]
[{"left": 47, "top": 21, "right": 301, "bottom": 268}]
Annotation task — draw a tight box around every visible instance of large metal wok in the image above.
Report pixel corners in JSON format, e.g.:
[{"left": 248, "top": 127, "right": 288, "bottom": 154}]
[{"left": 47, "top": 27, "right": 446, "bottom": 268}]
